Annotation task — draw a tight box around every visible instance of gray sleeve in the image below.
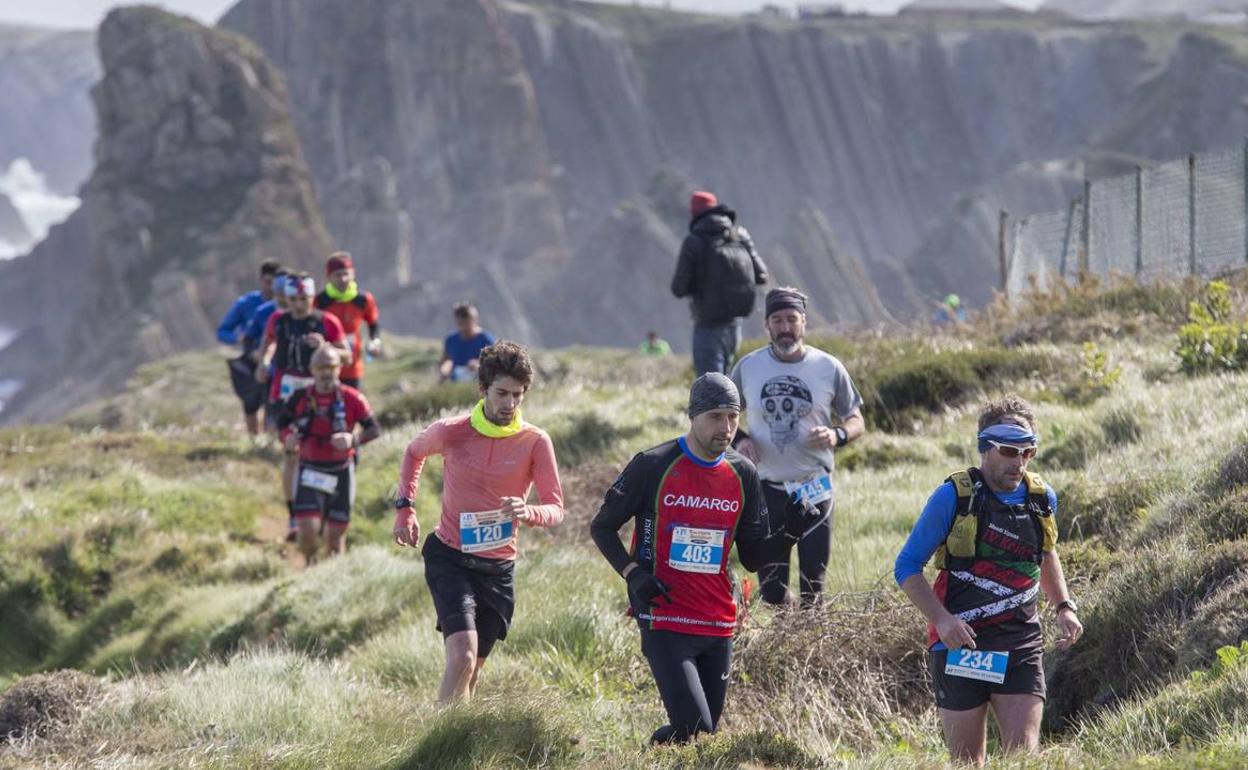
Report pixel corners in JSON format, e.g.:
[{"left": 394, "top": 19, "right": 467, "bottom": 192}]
[
  {"left": 828, "top": 358, "right": 864, "bottom": 420},
  {"left": 730, "top": 359, "right": 745, "bottom": 401}
]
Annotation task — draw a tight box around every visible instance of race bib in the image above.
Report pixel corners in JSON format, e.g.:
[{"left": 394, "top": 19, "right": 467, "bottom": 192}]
[
  {"left": 279, "top": 374, "right": 315, "bottom": 400},
  {"left": 459, "top": 509, "right": 514, "bottom": 553},
  {"left": 944, "top": 648, "right": 1009, "bottom": 684},
  {"left": 299, "top": 467, "right": 339, "bottom": 494},
  {"left": 668, "top": 527, "right": 726, "bottom": 574},
  {"left": 784, "top": 473, "right": 834, "bottom": 505}
]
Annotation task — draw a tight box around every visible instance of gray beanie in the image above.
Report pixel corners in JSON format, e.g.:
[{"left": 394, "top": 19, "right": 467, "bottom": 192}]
[{"left": 688, "top": 373, "right": 741, "bottom": 418}]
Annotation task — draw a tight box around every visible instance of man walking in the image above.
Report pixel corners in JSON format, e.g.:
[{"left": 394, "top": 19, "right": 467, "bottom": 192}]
[
  {"left": 315, "top": 252, "right": 382, "bottom": 390},
  {"left": 218, "top": 260, "right": 282, "bottom": 434},
  {"left": 671, "top": 190, "right": 768, "bottom": 375},
  {"left": 894, "top": 396, "right": 1083, "bottom": 765},
  {"left": 732, "top": 287, "right": 864, "bottom": 606}
]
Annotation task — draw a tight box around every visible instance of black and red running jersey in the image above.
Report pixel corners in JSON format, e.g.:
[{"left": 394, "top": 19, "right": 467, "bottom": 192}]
[{"left": 591, "top": 437, "right": 771, "bottom": 637}]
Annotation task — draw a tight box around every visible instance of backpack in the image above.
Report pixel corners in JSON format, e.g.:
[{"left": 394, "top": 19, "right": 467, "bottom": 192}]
[
  {"left": 933, "top": 467, "right": 1057, "bottom": 571},
  {"left": 699, "top": 229, "right": 757, "bottom": 322}
]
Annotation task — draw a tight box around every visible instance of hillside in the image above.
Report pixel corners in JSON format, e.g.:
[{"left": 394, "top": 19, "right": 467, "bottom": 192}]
[{"left": 6, "top": 277, "right": 1248, "bottom": 767}]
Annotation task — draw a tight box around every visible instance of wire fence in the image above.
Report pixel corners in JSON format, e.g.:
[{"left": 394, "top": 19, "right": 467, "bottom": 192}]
[{"left": 1007, "top": 140, "right": 1248, "bottom": 297}]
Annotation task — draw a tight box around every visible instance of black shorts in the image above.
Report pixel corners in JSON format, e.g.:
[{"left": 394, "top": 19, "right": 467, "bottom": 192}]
[
  {"left": 422, "top": 534, "right": 515, "bottom": 658},
  {"left": 340, "top": 377, "right": 360, "bottom": 390},
  {"left": 291, "top": 461, "right": 355, "bottom": 525},
  {"left": 929, "top": 646, "right": 1046, "bottom": 711},
  {"left": 227, "top": 356, "right": 266, "bottom": 415}
]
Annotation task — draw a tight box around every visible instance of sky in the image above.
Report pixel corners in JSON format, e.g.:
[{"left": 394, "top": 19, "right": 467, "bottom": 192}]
[{"left": 0, "top": 0, "right": 1045, "bottom": 31}]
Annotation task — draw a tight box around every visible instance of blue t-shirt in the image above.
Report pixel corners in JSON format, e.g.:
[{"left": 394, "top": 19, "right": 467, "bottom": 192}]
[
  {"left": 243, "top": 299, "right": 280, "bottom": 347},
  {"left": 893, "top": 479, "right": 1058, "bottom": 587},
  {"left": 217, "top": 290, "right": 265, "bottom": 345},
  {"left": 443, "top": 330, "right": 497, "bottom": 367}
]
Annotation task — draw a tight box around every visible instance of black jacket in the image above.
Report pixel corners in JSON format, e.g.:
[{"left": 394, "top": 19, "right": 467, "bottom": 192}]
[{"left": 670, "top": 205, "right": 769, "bottom": 324}]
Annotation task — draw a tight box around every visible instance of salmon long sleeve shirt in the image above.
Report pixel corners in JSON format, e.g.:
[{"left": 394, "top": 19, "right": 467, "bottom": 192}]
[{"left": 399, "top": 414, "right": 564, "bottom": 560}]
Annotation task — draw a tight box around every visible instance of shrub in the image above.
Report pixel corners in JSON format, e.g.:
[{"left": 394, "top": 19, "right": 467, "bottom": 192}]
[
  {"left": 1062, "top": 342, "right": 1122, "bottom": 405},
  {"left": 546, "top": 411, "right": 640, "bottom": 469},
  {"left": 1043, "top": 422, "right": 1106, "bottom": 471},
  {"left": 0, "top": 670, "right": 101, "bottom": 740},
  {"left": 836, "top": 437, "right": 929, "bottom": 472},
  {"left": 394, "top": 700, "right": 580, "bottom": 770},
  {"left": 1176, "top": 281, "right": 1248, "bottom": 374},
  {"left": 1057, "top": 475, "right": 1158, "bottom": 543},
  {"left": 377, "top": 381, "right": 479, "bottom": 428}
]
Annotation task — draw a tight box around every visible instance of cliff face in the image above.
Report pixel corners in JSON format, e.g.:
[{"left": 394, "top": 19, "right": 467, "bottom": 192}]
[
  {"left": 0, "top": 25, "right": 99, "bottom": 193},
  {"left": 0, "top": 7, "right": 330, "bottom": 424},
  {"left": 222, "top": 0, "right": 1248, "bottom": 334}
]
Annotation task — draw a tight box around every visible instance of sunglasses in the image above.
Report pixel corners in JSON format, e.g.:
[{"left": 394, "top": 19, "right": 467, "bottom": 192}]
[{"left": 986, "top": 440, "right": 1037, "bottom": 460}]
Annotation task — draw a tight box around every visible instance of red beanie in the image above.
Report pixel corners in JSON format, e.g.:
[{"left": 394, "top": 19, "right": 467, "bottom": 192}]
[
  {"left": 690, "top": 191, "right": 717, "bottom": 218},
  {"left": 326, "top": 252, "right": 354, "bottom": 275}
]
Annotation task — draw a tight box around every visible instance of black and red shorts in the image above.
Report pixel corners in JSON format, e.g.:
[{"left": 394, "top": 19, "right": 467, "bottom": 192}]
[{"left": 291, "top": 460, "right": 354, "bottom": 526}]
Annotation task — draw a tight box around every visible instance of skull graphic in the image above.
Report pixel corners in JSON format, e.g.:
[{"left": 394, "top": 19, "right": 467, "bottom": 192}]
[{"left": 760, "top": 375, "right": 813, "bottom": 452}]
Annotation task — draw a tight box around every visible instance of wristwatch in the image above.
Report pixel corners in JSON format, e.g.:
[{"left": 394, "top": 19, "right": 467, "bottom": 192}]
[
  {"left": 1056, "top": 599, "right": 1079, "bottom": 614},
  {"left": 833, "top": 426, "right": 848, "bottom": 447},
  {"left": 394, "top": 496, "right": 414, "bottom": 510}
]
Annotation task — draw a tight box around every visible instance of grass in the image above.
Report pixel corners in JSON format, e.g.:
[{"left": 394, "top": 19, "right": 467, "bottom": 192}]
[{"left": 11, "top": 277, "right": 1248, "bottom": 767}]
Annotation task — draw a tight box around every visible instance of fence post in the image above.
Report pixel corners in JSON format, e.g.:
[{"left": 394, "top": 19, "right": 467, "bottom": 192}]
[
  {"left": 1081, "top": 179, "right": 1091, "bottom": 274},
  {"left": 1190, "top": 153, "right": 1198, "bottom": 275},
  {"left": 998, "top": 209, "right": 1009, "bottom": 298},
  {"left": 1135, "top": 165, "right": 1143, "bottom": 277},
  {"left": 1059, "top": 198, "right": 1076, "bottom": 277}
]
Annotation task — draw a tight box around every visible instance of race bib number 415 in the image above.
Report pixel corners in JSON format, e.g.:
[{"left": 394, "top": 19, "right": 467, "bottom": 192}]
[
  {"left": 668, "top": 527, "right": 726, "bottom": 574},
  {"left": 459, "top": 510, "right": 514, "bottom": 553},
  {"left": 784, "top": 473, "right": 834, "bottom": 506},
  {"left": 944, "top": 649, "right": 1009, "bottom": 684}
]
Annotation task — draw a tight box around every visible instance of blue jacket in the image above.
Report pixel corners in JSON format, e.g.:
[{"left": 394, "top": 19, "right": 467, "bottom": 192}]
[{"left": 217, "top": 291, "right": 266, "bottom": 345}]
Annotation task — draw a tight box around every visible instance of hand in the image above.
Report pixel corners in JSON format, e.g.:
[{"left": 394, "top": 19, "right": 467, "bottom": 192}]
[
  {"left": 467, "top": 359, "right": 481, "bottom": 372},
  {"left": 366, "top": 338, "right": 384, "bottom": 357},
  {"left": 255, "top": 365, "right": 270, "bottom": 384},
  {"left": 737, "top": 437, "right": 759, "bottom": 463},
  {"left": 282, "top": 432, "right": 300, "bottom": 452},
  {"left": 935, "top": 612, "right": 978, "bottom": 650},
  {"left": 501, "top": 496, "right": 531, "bottom": 524},
  {"left": 1055, "top": 607, "right": 1083, "bottom": 651},
  {"left": 393, "top": 507, "right": 420, "bottom": 547},
  {"left": 807, "top": 426, "right": 837, "bottom": 451},
  {"left": 329, "top": 432, "right": 354, "bottom": 452},
  {"left": 784, "top": 497, "right": 825, "bottom": 540},
  {"left": 303, "top": 332, "right": 326, "bottom": 349},
  {"left": 626, "top": 569, "right": 671, "bottom": 614}
]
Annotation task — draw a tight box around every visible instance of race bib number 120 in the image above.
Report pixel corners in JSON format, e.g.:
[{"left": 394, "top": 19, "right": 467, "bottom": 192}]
[
  {"left": 944, "top": 649, "right": 1009, "bottom": 684},
  {"left": 459, "top": 510, "right": 514, "bottom": 553},
  {"left": 668, "top": 527, "right": 726, "bottom": 574}
]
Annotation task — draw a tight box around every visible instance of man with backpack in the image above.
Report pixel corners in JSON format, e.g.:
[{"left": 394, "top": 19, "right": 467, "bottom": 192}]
[
  {"left": 671, "top": 191, "right": 769, "bottom": 375},
  {"left": 315, "top": 252, "right": 383, "bottom": 390}
]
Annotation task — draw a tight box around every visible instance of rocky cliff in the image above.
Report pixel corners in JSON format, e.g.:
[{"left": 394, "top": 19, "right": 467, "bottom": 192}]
[
  {"left": 0, "top": 24, "right": 99, "bottom": 194},
  {"left": 0, "top": 192, "right": 31, "bottom": 255},
  {"left": 220, "top": 0, "right": 1248, "bottom": 338},
  {"left": 0, "top": 6, "right": 330, "bottom": 424}
]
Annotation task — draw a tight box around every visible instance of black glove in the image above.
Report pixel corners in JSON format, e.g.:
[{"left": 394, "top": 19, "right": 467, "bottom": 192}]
[
  {"left": 784, "top": 496, "right": 825, "bottom": 541},
  {"left": 626, "top": 568, "right": 670, "bottom": 615}
]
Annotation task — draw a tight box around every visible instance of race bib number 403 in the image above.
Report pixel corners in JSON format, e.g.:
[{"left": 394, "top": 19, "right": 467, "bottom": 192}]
[
  {"left": 668, "top": 527, "right": 727, "bottom": 574},
  {"left": 459, "top": 510, "right": 514, "bottom": 553},
  {"left": 944, "top": 649, "right": 1009, "bottom": 684},
  {"left": 785, "top": 473, "right": 834, "bottom": 506}
]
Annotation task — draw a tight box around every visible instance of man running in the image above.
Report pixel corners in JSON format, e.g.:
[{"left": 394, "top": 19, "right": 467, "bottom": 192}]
[
  {"left": 591, "top": 373, "right": 822, "bottom": 745},
  {"left": 731, "top": 287, "right": 864, "bottom": 606},
  {"left": 393, "top": 341, "right": 564, "bottom": 703},
  {"left": 277, "top": 346, "right": 380, "bottom": 565},
  {"left": 257, "top": 272, "right": 351, "bottom": 541},
  {"left": 439, "top": 303, "right": 497, "bottom": 383},
  {"left": 218, "top": 260, "right": 282, "bottom": 434},
  {"left": 315, "top": 252, "right": 382, "bottom": 390},
  {"left": 894, "top": 396, "right": 1083, "bottom": 766}
]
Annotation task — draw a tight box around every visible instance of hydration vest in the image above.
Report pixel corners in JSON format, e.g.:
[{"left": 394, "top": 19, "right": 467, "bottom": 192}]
[
  {"left": 292, "top": 386, "right": 348, "bottom": 441},
  {"left": 933, "top": 467, "right": 1056, "bottom": 571}
]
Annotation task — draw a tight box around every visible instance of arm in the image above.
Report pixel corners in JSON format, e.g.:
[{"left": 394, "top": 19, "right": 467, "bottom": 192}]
[
  {"left": 350, "top": 394, "right": 381, "bottom": 447},
  {"left": 518, "top": 433, "right": 564, "bottom": 527},
  {"left": 738, "top": 225, "right": 769, "bottom": 285},
  {"left": 393, "top": 421, "right": 448, "bottom": 547},
  {"left": 590, "top": 454, "right": 647, "bottom": 576},
  {"left": 365, "top": 293, "right": 381, "bottom": 342},
  {"left": 733, "top": 464, "right": 788, "bottom": 572},
  {"left": 894, "top": 483, "right": 978, "bottom": 649},
  {"left": 217, "top": 296, "right": 249, "bottom": 345},
  {"left": 670, "top": 235, "right": 699, "bottom": 298},
  {"left": 1040, "top": 550, "right": 1083, "bottom": 650},
  {"left": 323, "top": 315, "right": 353, "bottom": 366},
  {"left": 809, "top": 361, "right": 865, "bottom": 449}
]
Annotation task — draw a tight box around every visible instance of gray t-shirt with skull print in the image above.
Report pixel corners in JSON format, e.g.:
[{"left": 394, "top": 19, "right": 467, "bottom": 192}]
[{"left": 731, "top": 345, "right": 863, "bottom": 484}]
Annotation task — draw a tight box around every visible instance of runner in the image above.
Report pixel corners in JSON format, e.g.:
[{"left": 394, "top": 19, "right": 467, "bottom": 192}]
[
  {"left": 218, "top": 260, "right": 282, "bottom": 434},
  {"left": 590, "top": 373, "right": 822, "bottom": 744},
  {"left": 894, "top": 396, "right": 1083, "bottom": 765},
  {"left": 277, "top": 346, "right": 380, "bottom": 565},
  {"left": 315, "top": 252, "right": 383, "bottom": 390},
  {"left": 731, "top": 287, "right": 864, "bottom": 606},
  {"left": 392, "top": 341, "right": 564, "bottom": 703},
  {"left": 439, "top": 303, "right": 497, "bottom": 383},
  {"left": 256, "top": 272, "right": 351, "bottom": 542}
]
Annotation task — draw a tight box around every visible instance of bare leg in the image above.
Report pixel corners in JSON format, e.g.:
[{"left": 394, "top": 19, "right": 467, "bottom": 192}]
[
  {"left": 468, "top": 655, "right": 487, "bottom": 696},
  {"left": 991, "top": 693, "right": 1043, "bottom": 754},
  {"left": 940, "top": 704, "right": 989, "bottom": 766},
  {"left": 296, "top": 517, "right": 320, "bottom": 566},
  {"left": 244, "top": 411, "right": 260, "bottom": 435},
  {"left": 438, "top": 630, "right": 479, "bottom": 704},
  {"left": 325, "top": 524, "right": 347, "bottom": 557}
]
